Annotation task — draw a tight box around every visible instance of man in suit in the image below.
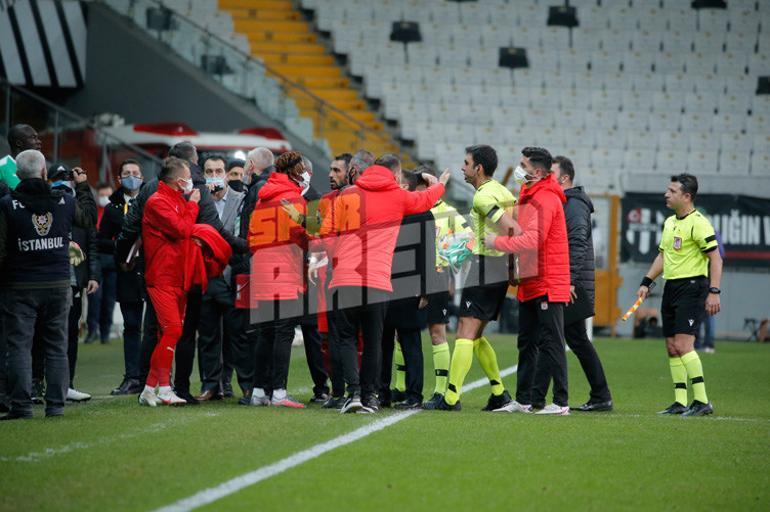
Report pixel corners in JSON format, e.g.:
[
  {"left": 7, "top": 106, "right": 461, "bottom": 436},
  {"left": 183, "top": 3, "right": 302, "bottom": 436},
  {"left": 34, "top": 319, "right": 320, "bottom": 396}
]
[{"left": 196, "top": 155, "right": 249, "bottom": 401}]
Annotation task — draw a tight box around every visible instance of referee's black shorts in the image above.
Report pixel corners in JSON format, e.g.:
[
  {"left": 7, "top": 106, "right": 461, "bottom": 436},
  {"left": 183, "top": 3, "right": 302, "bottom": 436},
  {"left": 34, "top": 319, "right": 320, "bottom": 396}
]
[
  {"left": 459, "top": 255, "right": 510, "bottom": 322},
  {"left": 661, "top": 276, "right": 709, "bottom": 337},
  {"left": 426, "top": 270, "right": 451, "bottom": 325}
]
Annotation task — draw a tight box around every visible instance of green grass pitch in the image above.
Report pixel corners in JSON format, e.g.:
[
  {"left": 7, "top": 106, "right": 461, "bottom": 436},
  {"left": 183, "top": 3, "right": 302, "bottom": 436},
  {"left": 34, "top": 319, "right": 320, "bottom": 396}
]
[{"left": 1, "top": 335, "right": 769, "bottom": 511}]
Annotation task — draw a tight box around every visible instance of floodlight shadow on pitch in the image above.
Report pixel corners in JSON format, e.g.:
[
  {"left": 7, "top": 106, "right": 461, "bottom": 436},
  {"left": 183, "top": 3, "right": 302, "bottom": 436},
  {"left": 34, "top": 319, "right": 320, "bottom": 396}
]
[
  {"left": 757, "top": 77, "right": 770, "bottom": 95},
  {"left": 390, "top": 22, "right": 422, "bottom": 44},
  {"left": 499, "top": 47, "right": 528, "bottom": 69},
  {"left": 547, "top": 5, "right": 578, "bottom": 28},
  {"left": 146, "top": 7, "right": 174, "bottom": 31}
]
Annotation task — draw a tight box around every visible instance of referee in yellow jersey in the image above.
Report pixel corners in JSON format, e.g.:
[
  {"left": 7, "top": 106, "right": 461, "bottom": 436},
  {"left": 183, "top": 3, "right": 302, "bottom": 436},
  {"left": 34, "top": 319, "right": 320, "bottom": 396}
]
[{"left": 637, "top": 174, "right": 722, "bottom": 417}]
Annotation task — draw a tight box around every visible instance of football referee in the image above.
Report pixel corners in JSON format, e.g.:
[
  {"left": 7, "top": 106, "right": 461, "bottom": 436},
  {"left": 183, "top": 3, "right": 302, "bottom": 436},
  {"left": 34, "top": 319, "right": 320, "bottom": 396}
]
[{"left": 637, "top": 174, "right": 722, "bottom": 417}]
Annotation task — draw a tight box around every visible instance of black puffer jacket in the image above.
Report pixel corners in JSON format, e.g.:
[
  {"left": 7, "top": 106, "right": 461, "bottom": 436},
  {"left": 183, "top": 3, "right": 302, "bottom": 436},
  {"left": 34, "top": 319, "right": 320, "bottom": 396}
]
[
  {"left": 564, "top": 186, "right": 595, "bottom": 309},
  {"left": 231, "top": 165, "right": 275, "bottom": 278}
]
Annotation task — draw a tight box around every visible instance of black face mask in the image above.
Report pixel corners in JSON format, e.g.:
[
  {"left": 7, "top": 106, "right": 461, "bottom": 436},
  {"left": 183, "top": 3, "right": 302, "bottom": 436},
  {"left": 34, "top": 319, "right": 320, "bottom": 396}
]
[{"left": 228, "top": 180, "right": 244, "bottom": 193}]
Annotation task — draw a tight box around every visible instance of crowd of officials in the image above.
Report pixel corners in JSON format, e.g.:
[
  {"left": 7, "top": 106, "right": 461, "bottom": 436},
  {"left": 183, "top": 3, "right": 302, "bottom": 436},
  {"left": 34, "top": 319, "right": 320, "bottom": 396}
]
[{"left": 0, "top": 122, "right": 720, "bottom": 419}]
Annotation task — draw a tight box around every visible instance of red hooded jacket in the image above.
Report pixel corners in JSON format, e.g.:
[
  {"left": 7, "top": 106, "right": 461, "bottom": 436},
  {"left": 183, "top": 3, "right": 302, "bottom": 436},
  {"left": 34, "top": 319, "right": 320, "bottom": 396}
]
[
  {"left": 493, "top": 174, "right": 570, "bottom": 303},
  {"left": 248, "top": 172, "right": 307, "bottom": 302},
  {"left": 315, "top": 165, "right": 445, "bottom": 292},
  {"left": 142, "top": 181, "right": 199, "bottom": 288}
]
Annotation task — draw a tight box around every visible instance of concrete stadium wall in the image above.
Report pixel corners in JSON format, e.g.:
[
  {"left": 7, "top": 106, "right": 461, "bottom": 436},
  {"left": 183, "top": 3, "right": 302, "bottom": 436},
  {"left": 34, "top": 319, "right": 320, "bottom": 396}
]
[{"left": 615, "top": 262, "right": 769, "bottom": 340}]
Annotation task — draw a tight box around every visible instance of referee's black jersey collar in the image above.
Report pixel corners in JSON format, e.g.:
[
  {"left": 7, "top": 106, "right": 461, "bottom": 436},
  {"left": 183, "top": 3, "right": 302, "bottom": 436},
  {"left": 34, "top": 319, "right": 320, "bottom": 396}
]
[{"left": 675, "top": 208, "right": 697, "bottom": 220}]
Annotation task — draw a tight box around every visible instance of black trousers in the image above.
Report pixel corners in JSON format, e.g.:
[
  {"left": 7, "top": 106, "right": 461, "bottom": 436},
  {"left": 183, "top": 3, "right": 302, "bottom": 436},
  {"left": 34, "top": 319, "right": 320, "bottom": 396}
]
[
  {"left": 197, "top": 278, "right": 254, "bottom": 394},
  {"left": 323, "top": 314, "right": 345, "bottom": 397},
  {"left": 252, "top": 299, "right": 301, "bottom": 392},
  {"left": 301, "top": 322, "right": 329, "bottom": 396},
  {"left": 332, "top": 286, "right": 389, "bottom": 397},
  {"left": 139, "top": 295, "right": 157, "bottom": 385},
  {"left": 381, "top": 325, "right": 423, "bottom": 402},
  {"left": 564, "top": 319, "right": 611, "bottom": 403},
  {"left": 119, "top": 301, "right": 143, "bottom": 380},
  {"left": 33, "top": 287, "right": 82, "bottom": 388},
  {"left": 173, "top": 288, "right": 203, "bottom": 394},
  {"left": 516, "top": 296, "right": 568, "bottom": 409}
]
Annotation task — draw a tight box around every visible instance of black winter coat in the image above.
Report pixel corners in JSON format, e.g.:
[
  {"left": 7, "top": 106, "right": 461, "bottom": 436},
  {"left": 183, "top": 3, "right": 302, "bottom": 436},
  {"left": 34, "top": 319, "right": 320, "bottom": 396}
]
[
  {"left": 563, "top": 186, "right": 595, "bottom": 310},
  {"left": 52, "top": 182, "right": 100, "bottom": 289},
  {"left": 98, "top": 187, "right": 145, "bottom": 303}
]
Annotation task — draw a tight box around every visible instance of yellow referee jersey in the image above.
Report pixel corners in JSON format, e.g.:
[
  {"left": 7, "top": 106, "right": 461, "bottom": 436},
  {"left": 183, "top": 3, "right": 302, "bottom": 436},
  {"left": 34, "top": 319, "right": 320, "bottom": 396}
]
[
  {"left": 471, "top": 179, "right": 516, "bottom": 257},
  {"left": 659, "top": 210, "right": 718, "bottom": 280}
]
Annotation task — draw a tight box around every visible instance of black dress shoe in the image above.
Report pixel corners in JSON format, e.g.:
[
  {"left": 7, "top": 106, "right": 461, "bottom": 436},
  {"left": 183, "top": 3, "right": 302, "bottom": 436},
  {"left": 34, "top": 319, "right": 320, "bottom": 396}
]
[
  {"left": 195, "top": 389, "right": 222, "bottom": 402},
  {"left": 309, "top": 392, "right": 330, "bottom": 404},
  {"left": 175, "top": 390, "right": 200, "bottom": 406},
  {"left": 432, "top": 398, "right": 461, "bottom": 411},
  {"left": 111, "top": 378, "right": 142, "bottom": 396},
  {"left": 222, "top": 382, "right": 234, "bottom": 398},
  {"left": 0, "top": 402, "right": 9, "bottom": 414},
  {"left": 573, "top": 400, "right": 613, "bottom": 412}
]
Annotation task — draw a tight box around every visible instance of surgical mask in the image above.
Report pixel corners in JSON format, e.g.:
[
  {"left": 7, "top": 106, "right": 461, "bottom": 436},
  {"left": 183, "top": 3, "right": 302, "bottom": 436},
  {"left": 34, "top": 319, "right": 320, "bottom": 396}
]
[
  {"left": 228, "top": 179, "right": 244, "bottom": 193},
  {"left": 98, "top": 196, "right": 110, "bottom": 208},
  {"left": 179, "top": 178, "right": 193, "bottom": 194},
  {"left": 52, "top": 180, "right": 74, "bottom": 194},
  {"left": 121, "top": 175, "right": 142, "bottom": 191},
  {"left": 206, "top": 177, "right": 225, "bottom": 189},
  {"left": 514, "top": 165, "right": 535, "bottom": 185},
  {"left": 299, "top": 171, "right": 311, "bottom": 194}
]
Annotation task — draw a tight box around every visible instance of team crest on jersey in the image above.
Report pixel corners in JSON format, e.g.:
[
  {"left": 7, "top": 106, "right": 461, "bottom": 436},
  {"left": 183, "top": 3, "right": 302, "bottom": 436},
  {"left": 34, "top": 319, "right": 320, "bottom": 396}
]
[
  {"left": 31, "top": 212, "right": 53, "bottom": 236},
  {"left": 673, "top": 236, "right": 682, "bottom": 250}
]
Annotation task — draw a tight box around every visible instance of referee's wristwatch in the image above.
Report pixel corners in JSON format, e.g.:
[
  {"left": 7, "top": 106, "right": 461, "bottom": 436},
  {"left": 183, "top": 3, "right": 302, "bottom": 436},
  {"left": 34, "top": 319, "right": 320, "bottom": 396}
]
[{"left": 709, "top": 287, "right": 721, "bottom": 294}]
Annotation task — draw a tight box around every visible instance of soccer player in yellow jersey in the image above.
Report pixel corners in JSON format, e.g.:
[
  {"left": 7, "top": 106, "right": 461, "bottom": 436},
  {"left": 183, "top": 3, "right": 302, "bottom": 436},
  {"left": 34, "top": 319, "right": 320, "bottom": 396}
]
[
  {"left": 637, "top": 174, "right": 722, "bottom": 417},
  {"left": 427, "top": 145, "right": 518, "bottom": 411}
]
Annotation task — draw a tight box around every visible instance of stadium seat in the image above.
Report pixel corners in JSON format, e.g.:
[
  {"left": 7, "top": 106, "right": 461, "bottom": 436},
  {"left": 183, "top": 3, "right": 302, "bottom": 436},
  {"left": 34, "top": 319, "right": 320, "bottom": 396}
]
[
  {"left": 623, "top": 148, "right": 656, "bottom": 170},
  {"left": 617, "top": 110, "right": 649, "bottom": 131},
  {"left": 657, "top": 131, "right": 687, "bottom": 151},
  {"left": 747, "top": 115, "right": 770, "bottom": 134},
  {"left": 687, "top": 150, "right": 719, "bottom": 173},
  {"left": 749, "top": 152, "right": 770, "bottom": 175},
  {"left": 718, "top": 150, "right": 751, "bottom": 175},
  {"left": 689, "top": 132, "right": 720, "bottom": 153},
  {"left": 649, "top": 111, "right": 681, "bottom": 132},
  {"left": 712, "top": 113, "right": 746, "bottom": 134},
  {"left": 656, "top": 149, "right": 688, "bottom": 171},
  {"left": 718, "top": 92, "right": 752, "bottom": 115},
  {"left": 720, "top": 133, "right": 752, "bottom": 153}
]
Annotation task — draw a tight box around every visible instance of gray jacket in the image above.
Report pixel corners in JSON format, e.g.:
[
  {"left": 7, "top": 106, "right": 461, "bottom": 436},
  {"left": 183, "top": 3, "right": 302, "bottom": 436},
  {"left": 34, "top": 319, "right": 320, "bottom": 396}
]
[{"left": 564, "top": 186, "right": 595, "bottom": 309}]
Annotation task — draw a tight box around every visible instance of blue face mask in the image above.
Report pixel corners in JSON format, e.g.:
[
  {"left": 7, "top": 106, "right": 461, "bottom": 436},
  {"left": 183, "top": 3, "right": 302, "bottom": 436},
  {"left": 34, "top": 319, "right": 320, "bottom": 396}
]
[
  {"left": 206, "top": 177, "right": 225, "bottom": 188},
  {"left": 52, "top": 180, "right": 74, "bottom": 194},
  {"left": 121, "top": 175, "right": 142, "bottom": 191}
]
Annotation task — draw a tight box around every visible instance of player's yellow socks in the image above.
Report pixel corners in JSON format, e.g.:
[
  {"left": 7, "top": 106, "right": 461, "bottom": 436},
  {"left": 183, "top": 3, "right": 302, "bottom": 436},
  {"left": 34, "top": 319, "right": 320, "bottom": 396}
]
[
  {"left": 394, "top": 342, "right": 406, "bottom": 393},
  {"left": 669, "top": 356, "right": 688, "bottom": 405},
  {"left": 680, "top": 351, "right": 708, "bottom": 403},
  {"left": 432, "top": 342, "right": 450, "bottom": 395},
  {"left": 445, "top": 338, "right": 474, "bottom": 405},
  {"left": 473, "top": 336, "right": 505, "bottom": 396}
]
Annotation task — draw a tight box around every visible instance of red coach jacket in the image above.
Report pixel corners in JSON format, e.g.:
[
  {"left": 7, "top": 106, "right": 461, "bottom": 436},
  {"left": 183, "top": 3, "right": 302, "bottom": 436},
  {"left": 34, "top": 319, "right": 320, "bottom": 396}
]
[
  {"left": 493, "top": 174, "right": 571, "bottom": 303},
  {"left": 184, "top": 224, "right": 232, "bottom": 293},
  {"left": 142, "top": 181, "right": 199, "bottom": 289},
  {"left": 248, "top": 172, "right": 307, "bottom": 302},
  {"left": 316, "top": 165, "right": 445, "bottom": 293}
]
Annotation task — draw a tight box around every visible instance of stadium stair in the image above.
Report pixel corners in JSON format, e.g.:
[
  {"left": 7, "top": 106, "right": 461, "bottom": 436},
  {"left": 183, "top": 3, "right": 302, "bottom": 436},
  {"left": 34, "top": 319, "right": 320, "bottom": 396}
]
[{"left": 219, "top": 0, "right": 408, "bottom": 161}]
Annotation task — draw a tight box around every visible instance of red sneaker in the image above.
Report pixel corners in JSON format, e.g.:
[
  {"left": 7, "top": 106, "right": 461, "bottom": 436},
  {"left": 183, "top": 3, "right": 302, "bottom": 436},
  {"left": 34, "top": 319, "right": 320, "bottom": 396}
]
[{"left": 271, "top": 396, "right": 306, "bottom": 409}]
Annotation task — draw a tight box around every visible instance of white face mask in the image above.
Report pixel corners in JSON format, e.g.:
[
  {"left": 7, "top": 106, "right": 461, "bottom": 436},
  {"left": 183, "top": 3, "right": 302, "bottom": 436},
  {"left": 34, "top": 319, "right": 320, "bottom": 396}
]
[
  {"left": 179, "top": 178, "right": 193, "bottom": 194},
  {"left": 514, "top": 165, "right": 530, "bottom": 185},
  {"left": 300, "top": 171, "right": 311, "bottom": 194},
  {"left": 98, "top": 196, "right": 110, "bottom": 208}
]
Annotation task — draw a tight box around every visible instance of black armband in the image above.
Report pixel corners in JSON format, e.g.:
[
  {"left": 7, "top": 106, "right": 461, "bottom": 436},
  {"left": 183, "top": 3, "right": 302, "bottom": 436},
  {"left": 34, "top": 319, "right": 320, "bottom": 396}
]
[{"left": 640, "top": 276, "right": 656, "bottom": 289}]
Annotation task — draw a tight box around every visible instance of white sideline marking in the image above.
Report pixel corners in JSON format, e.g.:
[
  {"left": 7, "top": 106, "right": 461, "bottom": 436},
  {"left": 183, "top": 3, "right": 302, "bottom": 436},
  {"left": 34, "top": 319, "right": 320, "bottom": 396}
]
[
  {"left": 0, "top": 415, "right": 210, "bottom": 463},
  {"left": 154, "top": 365, "right": 518, "bottom": 512}
]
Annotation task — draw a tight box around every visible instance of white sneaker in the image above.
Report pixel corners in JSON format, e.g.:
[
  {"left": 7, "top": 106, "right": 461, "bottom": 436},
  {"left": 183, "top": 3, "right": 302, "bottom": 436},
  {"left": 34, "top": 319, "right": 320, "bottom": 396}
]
[
  {"left": 704, "top": 347, "right": 715, "bottom": 354},
  {"left": 534, "top": 404, "right": 570, "bottom": 416},
  {"left": 157, "top": 389, "right": 187, "bottom": 406},
  {"left": 138, "top": 388, "right": 159, "bottom": 407},
  {"left": 493, "top": 400, "right": 532, "bottom": 413},
  {"left": 66, "top": 388, "right": 92, "bottom": 402}
]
